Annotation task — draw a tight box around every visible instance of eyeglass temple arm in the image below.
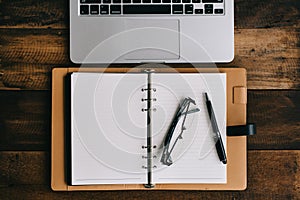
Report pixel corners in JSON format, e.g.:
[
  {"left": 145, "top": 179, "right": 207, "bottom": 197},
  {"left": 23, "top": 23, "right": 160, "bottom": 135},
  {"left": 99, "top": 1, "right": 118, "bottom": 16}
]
[
  {"left": 161, "top": 98, "right": 200, "bottom": 166},
  {"left": 162, "top": 99, "right": 199, "bottom": 165}
]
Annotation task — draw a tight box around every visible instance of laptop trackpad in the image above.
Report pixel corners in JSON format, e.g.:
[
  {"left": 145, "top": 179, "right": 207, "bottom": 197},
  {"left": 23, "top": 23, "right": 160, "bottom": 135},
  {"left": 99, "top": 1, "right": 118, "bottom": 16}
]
[{"left": 123, "top": 19, "right": 180, "bottom": 60}]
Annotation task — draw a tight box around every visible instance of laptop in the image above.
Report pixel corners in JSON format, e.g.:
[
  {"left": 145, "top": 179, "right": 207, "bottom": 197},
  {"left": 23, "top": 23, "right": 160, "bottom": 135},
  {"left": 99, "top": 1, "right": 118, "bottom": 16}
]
[{"left": 70, "top": 0, "right": 234, "bottom": 63}]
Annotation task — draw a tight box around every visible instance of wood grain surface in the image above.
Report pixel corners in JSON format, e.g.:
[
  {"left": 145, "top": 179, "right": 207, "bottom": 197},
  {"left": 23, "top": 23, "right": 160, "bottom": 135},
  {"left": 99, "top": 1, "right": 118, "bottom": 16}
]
[
  {"left": 0, "top": 0, "right": 299, "bottom": 90},
  {"left": 0, "top": 151, "right": 299, "bottom": 199},
  {"left": 0, "top": 0, "right": 299, "bottom": 199},
  {"left": 1, "top": 28, "right": 299, "bottom": 90}
]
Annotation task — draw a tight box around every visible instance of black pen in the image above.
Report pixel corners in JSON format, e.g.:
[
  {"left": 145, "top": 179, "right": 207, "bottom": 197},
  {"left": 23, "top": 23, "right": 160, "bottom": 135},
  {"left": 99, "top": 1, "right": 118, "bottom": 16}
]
[{"left": 204, "top": 92, "right": 227, "bottom": 164}]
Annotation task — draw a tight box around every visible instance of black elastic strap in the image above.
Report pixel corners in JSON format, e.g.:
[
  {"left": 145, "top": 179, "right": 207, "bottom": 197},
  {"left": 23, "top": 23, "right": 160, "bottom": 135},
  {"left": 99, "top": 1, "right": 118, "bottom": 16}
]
[{"left": 227, "top": 123, "right": 256, "bottom": 136}]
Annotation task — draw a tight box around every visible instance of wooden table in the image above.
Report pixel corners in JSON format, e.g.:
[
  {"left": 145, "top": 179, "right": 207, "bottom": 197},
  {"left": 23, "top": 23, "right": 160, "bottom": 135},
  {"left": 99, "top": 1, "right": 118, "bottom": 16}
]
[{"left": 0, "top": 0, "right": 299, "bottom": 199}]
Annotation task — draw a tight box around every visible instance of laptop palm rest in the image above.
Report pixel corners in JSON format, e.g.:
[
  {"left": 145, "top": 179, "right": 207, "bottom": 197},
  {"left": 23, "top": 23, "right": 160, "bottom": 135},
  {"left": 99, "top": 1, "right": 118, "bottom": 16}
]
[{"left": 123, "top": 19, "right": 180, "bottom": 60}]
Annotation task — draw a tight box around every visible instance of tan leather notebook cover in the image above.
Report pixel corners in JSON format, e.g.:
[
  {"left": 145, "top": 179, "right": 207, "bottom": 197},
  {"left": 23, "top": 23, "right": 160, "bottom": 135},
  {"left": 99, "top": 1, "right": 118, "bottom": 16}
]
[{"left": 51, "top": 67, "right": 247, "bottom": 191}]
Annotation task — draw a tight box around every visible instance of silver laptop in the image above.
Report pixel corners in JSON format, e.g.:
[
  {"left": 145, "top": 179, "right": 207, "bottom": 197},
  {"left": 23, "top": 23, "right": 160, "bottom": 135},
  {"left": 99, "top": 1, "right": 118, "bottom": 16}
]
[{"left": 70, "top": 0, "right": 234, "bottom": 63}]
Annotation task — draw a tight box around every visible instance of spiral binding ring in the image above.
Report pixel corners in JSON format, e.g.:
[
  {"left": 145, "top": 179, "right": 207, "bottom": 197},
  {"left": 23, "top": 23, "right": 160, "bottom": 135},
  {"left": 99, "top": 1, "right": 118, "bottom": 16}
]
[
  {"left": 141, "top": 98, "right": 157, "bottom": 102},
  {"left": 142, "top": 155, "right": 157, "bottom": 159},
  {"left": 141, "top": 108, "right": 157, "bottom": 112},
  {"left": 141, "top": 88, "right": 156, "bottom": 92},
  {"left": 142, "top": 165, "right": 157, "bottom": 169},
  {"left": 142, "top": 145, "right": 157, "bottom": 149}
]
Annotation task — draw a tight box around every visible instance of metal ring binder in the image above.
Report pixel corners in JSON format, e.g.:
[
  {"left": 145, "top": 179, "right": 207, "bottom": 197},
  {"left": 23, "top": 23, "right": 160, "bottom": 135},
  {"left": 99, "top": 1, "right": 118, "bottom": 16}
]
[{"left": 142, "top": 69, "right": 157, "bottom": 188}]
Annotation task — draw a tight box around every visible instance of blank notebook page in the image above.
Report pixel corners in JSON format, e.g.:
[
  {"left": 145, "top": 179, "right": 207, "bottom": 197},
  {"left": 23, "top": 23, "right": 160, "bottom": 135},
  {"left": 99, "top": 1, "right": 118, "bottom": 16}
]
[
  {"left": 70, "top": 72, "right": 227, "bottom": 185},
  {"left": 151, "top": 73, "right": 227, "bottom": 184},
  {"left": 71, "top": 73, "right": 148, "bottom": 185}
]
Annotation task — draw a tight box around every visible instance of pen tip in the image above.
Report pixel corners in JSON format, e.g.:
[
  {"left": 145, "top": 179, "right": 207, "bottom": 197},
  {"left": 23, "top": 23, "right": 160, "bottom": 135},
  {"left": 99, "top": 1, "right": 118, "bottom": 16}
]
[{"left": 222, "top": 160, "right": 227, "bottom": 164}]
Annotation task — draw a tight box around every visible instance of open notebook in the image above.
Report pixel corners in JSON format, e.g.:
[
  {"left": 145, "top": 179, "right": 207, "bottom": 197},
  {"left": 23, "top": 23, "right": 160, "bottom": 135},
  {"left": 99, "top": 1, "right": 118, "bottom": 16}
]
[{"left": 70, "top": 72, "right": 226, "bottom": 187}]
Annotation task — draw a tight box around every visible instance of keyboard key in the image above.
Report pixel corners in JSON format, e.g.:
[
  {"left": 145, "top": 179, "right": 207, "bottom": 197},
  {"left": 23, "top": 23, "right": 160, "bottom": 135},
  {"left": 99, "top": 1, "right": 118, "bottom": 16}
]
[
  {"left": 80, "top": 5, "right": 89, "bottom": 15},
  {"left": 192, "top": 0, "right": 200, "bottom": 3},
  {"left": 205, "top": 4, "right": 213, "bottom": 14},
  {"left": 185, "top": 4, "right": 193, "bottom": 14},
  {"left": 205, "top": 9, "right": 213, "bottom": 14},
  {"left": 133, "top": 0, "right": 141, "bottom": 2},
  {"left": 142, "top": 0, "right": 151, "bottom": 2},
  {"left": 195, "top": 9, "right": 203, "bottom": 14},
  {"left": 202, "top": 0, "right": 223, "bottom": 2},
  {"left": 182, "top": 0, "right": 191, "bottom": 3},
  {"left": 80, "top": 0, "right": 101, "bottom": 3},
  {"left": 153, "top": 0, "right": 161, "bottom": 3},
  {"left": 103, "top": 0, "right": 111, "bottom": 3},
  {"left": 113, "top": 0, "right": 121, "bottom": 3},
  {"left": 90, "top": 5, "right": 99, "bottom": 14},
  {"left": 172, "top": 4, "right": 183, "bottom": 14},
  {"left": 172, "top": 0, "right": 181, "bottom": 3},
  {"left": 123, "top": 0, "right": 131, "bottom": 2},
  {"left": 110, "top": 5, "right": 121, "bottom": 14},
  {"left": 205, "top": 4, "right": 213, "bottom": 9},
  {"left": 162, "top": 0, "right": 171, "bottom": 3},
  {"left": 100, "top": 5, "right": 109, "bottom": 14},
  {"left": 123, "top": 5, "right": 171, "bottom": 14},
  {"left": 215, "top": 9, "right": 223, "bottom": 14}
]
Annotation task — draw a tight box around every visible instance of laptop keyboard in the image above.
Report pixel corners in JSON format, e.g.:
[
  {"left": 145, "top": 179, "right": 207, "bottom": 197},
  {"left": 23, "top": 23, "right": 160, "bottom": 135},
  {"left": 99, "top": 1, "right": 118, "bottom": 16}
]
[{"left": 79, "top": 0, "right": 225, "bottom": 15}]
